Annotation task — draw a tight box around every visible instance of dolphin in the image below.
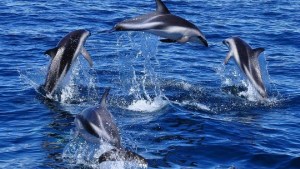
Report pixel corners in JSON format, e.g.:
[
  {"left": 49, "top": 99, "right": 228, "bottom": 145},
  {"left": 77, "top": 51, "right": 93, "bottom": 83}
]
[
  {"left": 75, "top": 88, "right": 148, "bottom": 166},
  {"left": 112, "top": 0, "right": 208, "bottom": 46},
  {"left": 222, "top": 37, "right": 267, "bottom": 98},
  {"left": 44, "top": 29, "right": 93, "bottom": 96}
]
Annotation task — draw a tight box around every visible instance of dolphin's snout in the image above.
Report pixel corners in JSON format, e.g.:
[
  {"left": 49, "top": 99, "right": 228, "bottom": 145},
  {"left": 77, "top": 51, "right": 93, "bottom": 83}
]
[{"left": 87, "top": 30, "right": 91, "bottom": 37}]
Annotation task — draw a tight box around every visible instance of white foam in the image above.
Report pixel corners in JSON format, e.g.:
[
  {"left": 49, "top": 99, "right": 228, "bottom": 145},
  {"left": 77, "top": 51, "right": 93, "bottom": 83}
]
[
  {"left": 180, "top": 81, "right": 193, "bottom": 91},
  {"left": 63, "top": 129, "right": 148, "bottom": 169},
  {"left": 127, "top": 96, "right": 168, "bottom": 112},
  {"left": 238, "top": 80, "right": 263, "bottom": 102}
]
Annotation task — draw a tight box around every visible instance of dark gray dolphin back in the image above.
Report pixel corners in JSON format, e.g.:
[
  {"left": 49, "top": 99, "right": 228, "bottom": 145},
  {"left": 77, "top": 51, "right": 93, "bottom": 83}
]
[
  {"left": 234, "top": 37, "right": 266, "bottom": 97},
  {"left": 48, "top": 29, "right": 87, "bottom": 79},
  {"left": 44, "top": 29, "right": 91, "bottom": 95},
  {"left": 233, "top": 37, "right": 252, "bottom": 74},
  {"left": 250, "top": 47, "right": 266, "bottom": 97}
]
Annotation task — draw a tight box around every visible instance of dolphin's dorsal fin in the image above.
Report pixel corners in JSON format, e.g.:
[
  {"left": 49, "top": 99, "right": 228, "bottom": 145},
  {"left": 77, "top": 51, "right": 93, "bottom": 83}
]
[
  {"left": 155, "top": 0, "right": 170, "bottom": 14},
  {"left": 44, "top": 47, "right": 59, "bottom": 58},
  {"left": 100, "top": 88, "right": 111, "bottom": 107},
  {"left": 252, "top": 48, "right": 265, "bottom": 58}
]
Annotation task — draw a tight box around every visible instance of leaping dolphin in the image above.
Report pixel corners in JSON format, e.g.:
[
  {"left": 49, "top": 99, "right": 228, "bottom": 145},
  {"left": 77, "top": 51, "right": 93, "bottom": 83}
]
[
  {"left": 112, "top": 0, "right": 208, "bottom": 46},
  {"left": 44, "top": 29, "right": 93, "bottom": 96},
  {"left": 223, "top": 37, "right": 267, "bottom": 98},
  {"left": 75, "top": 88, "right": 148, "bottom": 166}
]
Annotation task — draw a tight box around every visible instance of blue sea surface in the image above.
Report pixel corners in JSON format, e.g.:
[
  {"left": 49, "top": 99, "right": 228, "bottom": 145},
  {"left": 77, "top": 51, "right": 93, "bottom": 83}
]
[{"left": 0, "top": 0, "right": 300, "bottom": 168}]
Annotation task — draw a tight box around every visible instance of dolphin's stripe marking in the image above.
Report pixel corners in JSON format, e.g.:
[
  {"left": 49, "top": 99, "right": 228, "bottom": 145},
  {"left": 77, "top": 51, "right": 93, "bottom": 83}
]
[
  {"left": 223, "top": 37, "right": 267, "bottom": 98},
  {"left": 74, "top": 89, "right": 147, "bottom": 166},
  {"left": 89, "top": 120, "right": 111, "bottom": 142},
  {"left": 121, "top": 22, "right": 163, "bottom": 31},
  {"left": 44, "top": 29, "right": 92, "bottom": 96}
]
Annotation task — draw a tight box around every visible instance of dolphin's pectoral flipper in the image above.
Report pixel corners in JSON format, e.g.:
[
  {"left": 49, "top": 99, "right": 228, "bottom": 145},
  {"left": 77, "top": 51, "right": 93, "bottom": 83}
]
[
  {"left": 160, "top": 39, "right": 176, "bottom": 43},
  {"left": 81, "top": 47, "right": 93, "bottom": 67},
  {"left": 44, "top": 47, "right": 59, "bottom": 58},
  {"left": 252, "top": 48, "right": 265, "bottom": 58},
  {"left": 155, "top": 0, "right": 170, "bottom": 14},
  {"left": 99, "top": 148, "right": 148, "bottom": 167},
  {"left": 224, "top": 50, "right": 233, "bottom": 65}
]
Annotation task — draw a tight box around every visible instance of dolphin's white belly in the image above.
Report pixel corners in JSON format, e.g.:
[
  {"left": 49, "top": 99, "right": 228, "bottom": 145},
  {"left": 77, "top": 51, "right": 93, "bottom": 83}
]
[{"left": 147, "top": 27, "right": 185, "bottom": 40}]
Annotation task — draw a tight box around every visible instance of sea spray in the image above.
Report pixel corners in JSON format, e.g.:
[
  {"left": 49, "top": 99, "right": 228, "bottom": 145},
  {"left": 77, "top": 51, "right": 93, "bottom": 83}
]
[
  {"left": 62, "top": 129, "right": 126, "bottom": 169},
  {"left": 59, "top": 57, "right": 98, "bottom": 104},
  {"left": 116, "top": 32, "right": 168, "bottom": 112}
]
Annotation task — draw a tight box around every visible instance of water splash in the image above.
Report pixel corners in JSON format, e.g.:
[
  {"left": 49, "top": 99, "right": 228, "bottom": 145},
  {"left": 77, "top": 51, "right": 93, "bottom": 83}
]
[
  {"left": 127, "top": 97, "right": 168, "bottom": 113},
  {"left": 19, "top": 56, "right": 99, "bottom": 104},
  {"left": 115, "top": 32, "right": 168, "bottom": 112},
  {"left": 58, "top": 57, "right": 99, "bottom": 104},
  {"left": 63, "top": 129, "right": 147, "bottom": 169},
  {"left": 63, "top": 129, "right": 122, "bottom": 168},
  {"left": 216, "top": 52, "right": 279, "bottom": 102}
]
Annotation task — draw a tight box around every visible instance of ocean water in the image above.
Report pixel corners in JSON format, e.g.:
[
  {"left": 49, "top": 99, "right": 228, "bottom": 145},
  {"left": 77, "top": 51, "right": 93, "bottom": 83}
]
[{"left": 0, "top": 0, "right": 300, "bottom": 168}]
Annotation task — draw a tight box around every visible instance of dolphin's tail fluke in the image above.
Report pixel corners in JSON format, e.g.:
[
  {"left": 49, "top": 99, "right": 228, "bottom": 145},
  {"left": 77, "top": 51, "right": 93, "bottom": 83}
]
[{"left": 98, "top": 148, "right": 148, "bottom": 167}]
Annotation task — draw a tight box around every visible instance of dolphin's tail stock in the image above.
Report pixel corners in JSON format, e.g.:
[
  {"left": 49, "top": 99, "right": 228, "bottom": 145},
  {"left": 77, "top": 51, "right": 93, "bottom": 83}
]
[{"left": 98, "top": 148, "right": 148, "bottom": 167}]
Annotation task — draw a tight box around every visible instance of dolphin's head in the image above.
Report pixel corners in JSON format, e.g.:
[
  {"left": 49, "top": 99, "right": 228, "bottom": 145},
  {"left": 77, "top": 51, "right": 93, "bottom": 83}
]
[
  {"left": 114, "top": 24, "right": 124, "bottom": 31},
  {"left": 82, "top": 29, "right": 91, "bottom": 40},
  {"left": 222, "top": 38, "right": 237, "bottom": 64},
  {"left": 222, "top": 38, "right": 232, "bottom": 48}
]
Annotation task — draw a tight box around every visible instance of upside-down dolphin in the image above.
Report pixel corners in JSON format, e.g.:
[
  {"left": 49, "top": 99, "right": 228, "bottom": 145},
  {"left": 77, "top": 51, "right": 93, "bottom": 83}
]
[
  {"left": 75, "top": 88, "right": 147, "bottom": 166},
  {"left": 111, "top": 0, "right": 208, "bottom": 46},
  {"left": 44, "top": 29, "right": 93, "bottom": 96},
  {"left": 223, "top": 37, "right": 267, "bottom": 98}
]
